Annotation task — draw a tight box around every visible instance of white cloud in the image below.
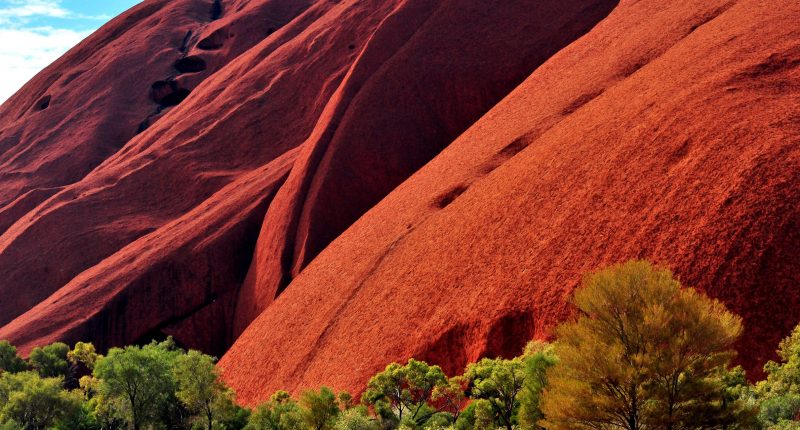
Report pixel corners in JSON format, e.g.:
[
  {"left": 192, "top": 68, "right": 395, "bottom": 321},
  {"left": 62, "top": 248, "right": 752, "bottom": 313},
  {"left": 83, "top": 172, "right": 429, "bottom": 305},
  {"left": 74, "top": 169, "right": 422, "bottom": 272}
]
[
  {"left": 0, "top": 0, "right": 103, "bottom": 105},
  {"left": 0, "top": 26, "right": 91, "bottom": 104},
  {"left": 0, "top": 0, "right": 70, "bottom": 24},
  {"left": 0, "top": 0, "right": 110, "bottom": 24}
]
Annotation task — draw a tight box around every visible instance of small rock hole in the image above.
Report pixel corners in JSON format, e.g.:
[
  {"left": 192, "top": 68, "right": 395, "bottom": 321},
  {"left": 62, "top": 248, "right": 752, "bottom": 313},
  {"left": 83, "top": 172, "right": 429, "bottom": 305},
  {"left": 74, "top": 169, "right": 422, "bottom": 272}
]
[
  {"left": 498, "top": 136, "right": 530, "bottom": 159},
  {"left": 198, "top": 28, "right": 227, "bottom": 50},
  {"left": 151, "top": 80, "right": 191, "bottom": 107},
  {"left": 561, "top": 89, "right": 604, "bottom": 116},
  {"left": 433, "top": 184, "right": 469, "bottom": 209},
  {"left": 174, "top": 56, "right": 207, "bottom": 73},
  {"left": 137, "top": 119, "right": 151, "bottom": 134},
  {"left": 160, "top": 88, "right": 191, "bottom": 107},
  {"left": 210, "top": 0, "right": 223, "bottom": 20},
  {"left": 35, "top": 95, "right": 51, "bottom": 111}
]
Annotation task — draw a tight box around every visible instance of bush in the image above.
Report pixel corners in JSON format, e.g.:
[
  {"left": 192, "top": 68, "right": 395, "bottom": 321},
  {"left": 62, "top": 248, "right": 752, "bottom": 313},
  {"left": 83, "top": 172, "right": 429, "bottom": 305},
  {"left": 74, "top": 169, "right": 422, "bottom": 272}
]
[
  {"left": 0, "top": 371, "right": 81, "bottom": 430},
  {"left": 245, "top": 391, "right": 304, "bottom": 430},
  {"left": 93, "top": 339, "right": 182, "bottom": 430},
  {"left": 0, "top": 342, "right": 26, "bottom": 374},
  {"left": 334, "top": 408, "right": 379, "bottom": 430}
]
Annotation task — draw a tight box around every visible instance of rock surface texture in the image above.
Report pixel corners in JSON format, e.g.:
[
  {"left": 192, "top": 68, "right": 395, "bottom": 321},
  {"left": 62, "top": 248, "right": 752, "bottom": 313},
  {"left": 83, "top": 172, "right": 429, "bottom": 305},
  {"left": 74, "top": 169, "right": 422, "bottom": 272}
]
[{"left": 0, "top": 0, "right": 797, "bottom": 406}]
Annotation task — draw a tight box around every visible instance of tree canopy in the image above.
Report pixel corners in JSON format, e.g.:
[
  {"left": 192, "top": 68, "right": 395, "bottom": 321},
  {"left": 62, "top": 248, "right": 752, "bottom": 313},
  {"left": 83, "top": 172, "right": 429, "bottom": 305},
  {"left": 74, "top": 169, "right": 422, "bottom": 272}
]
[
  {"left": 0, "top": 341, "right": 26, "bottom": 374},
  {"left": 362, "top": 359, "right": 447, "bottom": 426},
  {"left": 92, "top": 339, "right": 181, "bottom": 430},
  {"left": 540, "top": 260, "right": 747, "bottom": 430}
]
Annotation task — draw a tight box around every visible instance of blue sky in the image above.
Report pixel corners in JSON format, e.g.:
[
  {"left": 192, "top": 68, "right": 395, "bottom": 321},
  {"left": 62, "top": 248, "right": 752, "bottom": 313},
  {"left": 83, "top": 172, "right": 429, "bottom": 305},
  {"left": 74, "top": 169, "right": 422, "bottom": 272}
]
[{"left": 0, "top": 0, "right": 141, "bottom": 104}]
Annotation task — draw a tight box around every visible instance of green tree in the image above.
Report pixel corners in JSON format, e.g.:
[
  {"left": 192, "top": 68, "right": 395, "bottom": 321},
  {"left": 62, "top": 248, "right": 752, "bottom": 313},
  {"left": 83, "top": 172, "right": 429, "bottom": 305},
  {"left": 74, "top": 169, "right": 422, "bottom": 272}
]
[
  {"left": 363, "top": 360, "right": 446, "bottom": 426},
  {"left": 755, "top": 324, "right": 800, "bottom": 429},
  {"left": 430, "top": 376, "right": 466, "bottom": 423},
  {"left": 68, "top": 343, "right": 99, "bottom": 372},
  {"left": 93, "top": 339, "right": 182, "bottom": 430},
  {"left": 300, "top": 387, "right": 340, "bottom": 430},
  {"left": 173, "top": 350, "right": 236, "bottom": 430},
  {"left": 220, "top": 405, "right": 251, "bottom": 430},
  {"left": 83, "top": 391, "right": 124, "bottom": 430},
  {"left": 472, "top": 400, "right": 497, "bottom": 430},
  {"left": 540, "top": 260, "right": 744, "bottom": 430},
  {"left": 716, "top": 366, "right": 758, "bottom": 429},
  {"left": 0, "top": 341, "right": 26, "bottom": 374},
  {"left": 54, "top": 402, "right": 101, "bottom": 430},
  {"left": 0, "top": 420, "right": 21, "bottom": 430},
  {"left": 464, "top": 357, "right": 527, "bottom": 430},
  {"left": 29, "top": 343, "right": 71, "bottom": 380},
  {"left": 244, "top": 391, "right": 304, "bottom": 430},
  {"left": 517, "top": 342, "right": 557, "bottom": 430},
  {"left": 333, "top": 408, "right": 378, "bottom": 430},
  {"left": 0, "top": 371, "right": 81, "bottom": 430}
]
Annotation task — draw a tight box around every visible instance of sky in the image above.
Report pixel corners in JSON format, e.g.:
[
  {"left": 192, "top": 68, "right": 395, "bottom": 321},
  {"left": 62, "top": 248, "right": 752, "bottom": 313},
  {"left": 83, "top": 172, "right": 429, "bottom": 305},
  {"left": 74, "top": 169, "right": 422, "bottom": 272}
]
[{"left": 0, "top": 0, "right": 141, "bottom": 104}]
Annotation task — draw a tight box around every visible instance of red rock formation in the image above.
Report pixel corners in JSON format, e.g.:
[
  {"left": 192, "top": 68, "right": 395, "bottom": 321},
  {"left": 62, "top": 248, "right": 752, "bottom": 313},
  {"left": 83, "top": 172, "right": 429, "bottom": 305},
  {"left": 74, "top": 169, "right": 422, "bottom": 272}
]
[
  {"left": 218, "top": 0, "right": 800, "bottom": 405},
  {"left": 0, "top": 0, "right": 392, "bottom": 351},
  {"left": 0, "top": 0, "right": 617, "bottom": 355},
  {"left": 233, "top": 0, "right": 621, "bottom": 335},
  {"left": 0, "top": 0, "right": 797, "bottom": 409}
]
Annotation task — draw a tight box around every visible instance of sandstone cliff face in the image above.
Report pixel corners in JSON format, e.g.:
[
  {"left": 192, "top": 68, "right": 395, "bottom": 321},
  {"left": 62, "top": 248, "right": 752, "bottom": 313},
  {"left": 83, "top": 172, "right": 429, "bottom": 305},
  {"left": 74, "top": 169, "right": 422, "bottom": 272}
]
[
  {"left": 0, "top": 0, "right": 390, "bottom": 352},
  {"left": 0, "top": 0, "right": 798, "bottom": 407},
  {"left": 218, "top": 0, "right": 800, "bottom": 404},
  {"left": 0, "top": 0, "right": 617, "bottom": 353},
  {"left": 232, "top": 0, "right": 621, "bottom": 336}
]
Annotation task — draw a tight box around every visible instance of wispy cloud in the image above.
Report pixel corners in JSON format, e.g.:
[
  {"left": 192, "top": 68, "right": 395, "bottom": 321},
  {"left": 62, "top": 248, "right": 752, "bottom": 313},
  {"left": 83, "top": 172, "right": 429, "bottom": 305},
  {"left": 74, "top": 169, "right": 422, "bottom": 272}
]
[
  {"left": 0, "top": 0, "right": 105, "bottom": 104},
  {"left": 0, "top": 0, "right": 109, "bottom": 24},
  {"left": 0, "top": 0, "right": 69, "bottom": 24},
  {"left": 0, "top": 26, "right": 91, "bottom": 103}
]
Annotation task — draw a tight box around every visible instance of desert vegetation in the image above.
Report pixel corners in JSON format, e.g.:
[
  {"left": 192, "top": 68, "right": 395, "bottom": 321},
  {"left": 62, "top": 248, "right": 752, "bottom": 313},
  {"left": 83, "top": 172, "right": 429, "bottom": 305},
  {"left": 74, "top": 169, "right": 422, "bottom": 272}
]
[{"left": 1, "top": 261, "right": 798, "bottom": 430}]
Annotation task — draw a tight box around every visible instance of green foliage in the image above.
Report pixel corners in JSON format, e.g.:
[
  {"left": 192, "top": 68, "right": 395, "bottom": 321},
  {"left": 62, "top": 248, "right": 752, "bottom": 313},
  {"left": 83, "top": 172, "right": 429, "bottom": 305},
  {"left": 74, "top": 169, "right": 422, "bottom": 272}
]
[
  {"left": 419, "top": 412, "right": 451, "bottom": 430},
  {"left": 0, "top": 420, "right": 21, "bottom": 430},
  {"left": 430, "top": 377, "right": 466, "bottom": 423},
  {"left": 464, "top": 357, "right": 527, "bottom": 430},
  {"left": 93, "top": 339, "right": 182, "bottom": 430},
  {"left": 0, "top": 341, "right": 26, "bottom": 374},
  {"left": 220, "top": 405, "right": 251, "bottom": 430},
  {"left": 29, "top": 343, "right": 71, "bottom": 380},
  {"left": 540, "top": 260, "right": 746, "bottom": 430},
  {"left": 756, "top": 324, "right": 800, "bottom": 429},
  {"left": 338, "top": 393, "right": 355, "bottom": 411},
  {"left": 333, "top": 408, "right": 378, "bottom": 430},
  {"left": 470, "top": 400, "right": 495, "bottom": 430},
  {"left": 174, "top": 350, "right": 236, "bottom": 430},
  {"left": 516, "top": 342, "right": 557, "bottom": 430},
  {"left": 67, "top": 343, "right": 99, "bottom": 372},
  {"left": 362, "top": 360, "right": 447, "bottom": 426},
  {"left": 0, "top": 371, "right": 81, "bottom": 430},
  {"left": 0, "top": 340, "right": 246, "bottom": 430},
  {"left": 300, "top": 387, "right": 340, "bottom": 430},
  {"left": 452, "top": 402, "right": 475, "bottom": 430},
  {"left": 53, "top": 402, "right": 100, "bottom": 430},
  {"left": 717, "top": 366, "right": 759, "bottom": 429},
  {"left": 82, "top": 387, "right": 123, "bottom": 430},
  {"left": 245, "top": 391, "right": 303, "bottom": 430}
]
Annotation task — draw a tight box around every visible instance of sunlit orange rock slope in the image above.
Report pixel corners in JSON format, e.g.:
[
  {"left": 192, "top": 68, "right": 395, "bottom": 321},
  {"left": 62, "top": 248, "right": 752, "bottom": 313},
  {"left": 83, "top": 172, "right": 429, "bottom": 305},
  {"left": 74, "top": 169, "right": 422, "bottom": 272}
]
[{"left": 0, "top": 0, "right": 798, "bottom": 406}]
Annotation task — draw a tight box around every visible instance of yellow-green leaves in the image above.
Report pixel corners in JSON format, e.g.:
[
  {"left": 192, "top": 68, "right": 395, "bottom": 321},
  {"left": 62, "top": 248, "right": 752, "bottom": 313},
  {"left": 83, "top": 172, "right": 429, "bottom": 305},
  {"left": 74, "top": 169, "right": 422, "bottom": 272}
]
[{"left": 541, "top": 260, "right": 744, "bottom": 430}]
